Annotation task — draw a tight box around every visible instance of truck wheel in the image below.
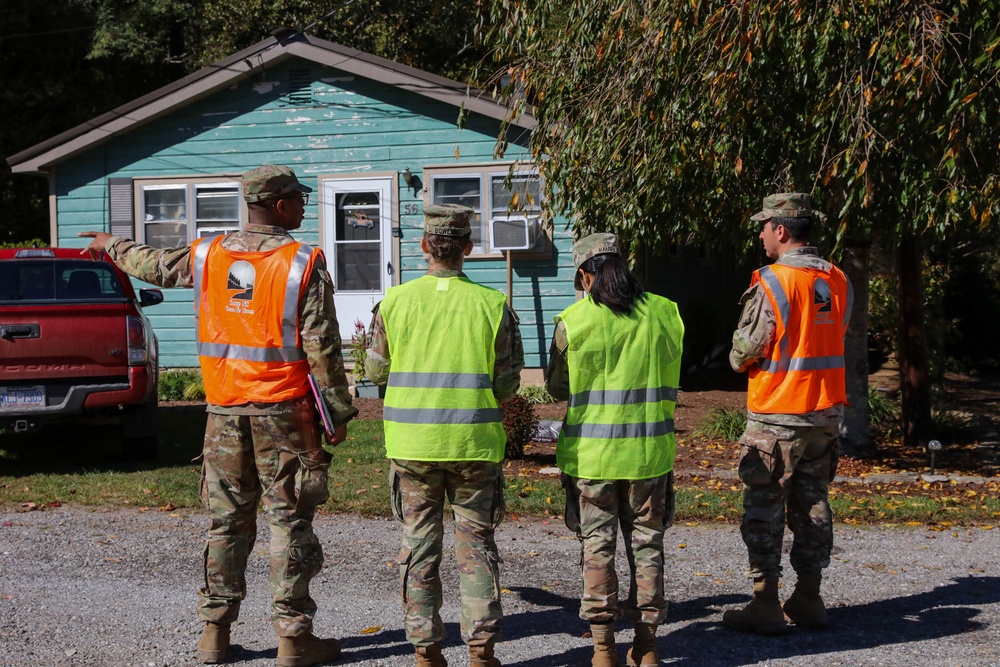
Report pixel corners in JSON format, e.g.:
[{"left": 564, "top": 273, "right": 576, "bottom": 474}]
[{"left": 122, "top": 399, "right": 159, "bottom": 461}]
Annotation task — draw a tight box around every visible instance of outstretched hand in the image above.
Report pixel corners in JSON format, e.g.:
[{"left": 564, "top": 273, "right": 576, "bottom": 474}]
[{"left": 78, "top": 231, "right": 113, "bottom": 259}]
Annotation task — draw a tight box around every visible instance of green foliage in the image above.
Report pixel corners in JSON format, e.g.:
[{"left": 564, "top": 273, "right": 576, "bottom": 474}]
[
  {"left": 158, "top": 369, "right": 204, "bottom": 401},
  {"left": 181, "top": 378, "right": 206, "bottom": 401},
  {"left": 501, "top": 394, "right": 539, "bottom": 459},
  {"left": 349, "top": 319, "right": 369, "bottom": 380},
  {"left": 693, "top": 407, "right": 748, "bottom": 442},
  {"left": 71, "top": 0, "right": 485, "bottom": 81},
  {"left": 868, "top": 387, "right": 898, "bottom": 426},
  {"left": 0, "top": 239, "right": 48, "bottom": 249},
  {"left": 517, "top": 385, "right": 558, "bottom": 404},
  {"left": 481, "top": 1, "right": 1000, "bottom": 254}
]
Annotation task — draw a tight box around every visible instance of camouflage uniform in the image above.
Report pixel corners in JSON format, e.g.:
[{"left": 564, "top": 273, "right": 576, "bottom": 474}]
[
  {"left": 366, "top": 204, "right": 524, "bottom": 650},
  {"left": 730, "top": 246, "right": 845, "bottom": 579},
  {"left": 101, "top": 223, "right": 357, "bottom": 636},
  {"left": 561, "top": 474, "right": 675, "bottom": 624},
  {"left": 391, "top": 459, "right": 506, "bottom": 646}
]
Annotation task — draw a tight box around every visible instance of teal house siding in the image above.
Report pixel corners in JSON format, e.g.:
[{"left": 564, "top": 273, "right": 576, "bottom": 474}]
[{"left": 10, "top": 34, "right": 575, "bottom": 372}]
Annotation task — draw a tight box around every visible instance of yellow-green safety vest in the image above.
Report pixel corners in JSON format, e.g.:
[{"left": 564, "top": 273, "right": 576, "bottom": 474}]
[
  {"left": 381, "top": 274, "right": 507, "bottom": 461},
  {"left": 556, "top": 293, "right": 684, "bottom": 480}
]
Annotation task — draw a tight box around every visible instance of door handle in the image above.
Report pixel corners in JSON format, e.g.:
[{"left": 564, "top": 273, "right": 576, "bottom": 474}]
[{"left": 386, "top": 261, "right": 393, "bottom": 275}]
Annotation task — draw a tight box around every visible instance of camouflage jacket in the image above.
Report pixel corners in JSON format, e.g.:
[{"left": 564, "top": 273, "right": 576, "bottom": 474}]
[
  {"left": 544, "top": 319, "right": 571, "bottom": 401},
  {"left": 363, "top": 269, "right": 524, "bottom": 401},
  {"left": 103, "top": 225, "right": 357, "bottom": 423},
  {"left": 730, "top": 246, "right": 846, "bottom": 427}
]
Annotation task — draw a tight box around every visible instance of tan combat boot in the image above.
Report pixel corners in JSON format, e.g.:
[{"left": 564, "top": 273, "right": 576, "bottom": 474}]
[
  {"left": 197, "top": 623, "right": 230, "bottom": 664},
  {"left": 722, "top": 576, "right": 788, "bottom": 635},
  {"left": 276, "top": 633, "right": 341, "bottom": 667},
  {"left": 626, "top": 623, "right": 658, "bottom": 667},
  {"left": 415, "top": 642, "right": 448, "bottom": 667},
  {"left": 469, "top": 643, "right": 501, "bottom": 667},
  {"left": 590, "top": 623, "right": 620, "bottom": 667},
  {"left": 783, "top": 570, "right": 828, "bottom": 628}
]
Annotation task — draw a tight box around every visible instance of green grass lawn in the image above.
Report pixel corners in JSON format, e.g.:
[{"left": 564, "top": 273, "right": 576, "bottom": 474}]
[{"left": 2, "top": 410, "right": 998, "bottom": 526}]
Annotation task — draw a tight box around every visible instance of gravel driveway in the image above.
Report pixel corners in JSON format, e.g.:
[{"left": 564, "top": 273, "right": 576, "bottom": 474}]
[{"left": 1, "top": 507, "right": 998, "bottom": 666}]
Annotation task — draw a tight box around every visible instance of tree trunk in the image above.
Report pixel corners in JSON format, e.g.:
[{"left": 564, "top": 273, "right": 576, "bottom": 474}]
[
  {"left": 839, "top": 241, "right": 876, "bottom": 457},
  {"left": 895, "top": 235, "right": 933, "bottom": 450}
]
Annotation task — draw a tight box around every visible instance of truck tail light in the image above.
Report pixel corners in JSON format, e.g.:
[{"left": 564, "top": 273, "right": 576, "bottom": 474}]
[{"left": 127, "top": 316, "right": 148, "bottom": 366}]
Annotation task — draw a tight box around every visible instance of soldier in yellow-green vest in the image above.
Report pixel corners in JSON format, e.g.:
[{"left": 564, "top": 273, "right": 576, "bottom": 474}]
[
  {"left": 546, "top": 233, "right": 684, "bottom": 667},
  {"left": 364, "top": 203, "right": 524, "bottom": 667}
]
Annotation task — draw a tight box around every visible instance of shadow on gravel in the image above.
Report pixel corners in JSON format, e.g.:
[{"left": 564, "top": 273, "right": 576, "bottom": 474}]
[{"left": 656, "top": 575, "right": 1000, "bottom": 666}]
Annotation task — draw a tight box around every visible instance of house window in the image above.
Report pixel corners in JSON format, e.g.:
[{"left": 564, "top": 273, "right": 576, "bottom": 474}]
[
  {"left": 425, "top": 165, "right": 545, "bottom": 257},
  {"left": 139, "top": 180, "right": 242, "bottom": 247}
]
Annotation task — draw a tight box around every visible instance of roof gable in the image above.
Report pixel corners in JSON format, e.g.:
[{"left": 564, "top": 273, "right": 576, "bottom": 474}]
[{"left": 8, "top": 32, "right": 533, "bottom": 174}]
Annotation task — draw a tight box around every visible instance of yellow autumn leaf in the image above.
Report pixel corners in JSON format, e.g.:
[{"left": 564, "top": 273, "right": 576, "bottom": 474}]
[
  {"left": 685, "top": 522, "right": 699, "bottom": 527},
  {"left": 905, "top": 521, "right": 922, "bottom": 526},
  {"left": 695, "top": 572, "right": 709, "bottom": 577},
  {"left": 982, "top": 525, "right": 994, "bottom": 531},
  {"left": 360, "top": 626, "right": 382, "bottom": 635},
  {"left": 677, "top": 543, "right": 687, "bottom": 548}
]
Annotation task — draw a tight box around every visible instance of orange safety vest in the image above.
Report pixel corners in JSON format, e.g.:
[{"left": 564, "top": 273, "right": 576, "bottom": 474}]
[
  {"left": 190, "top": 236, "right": 320, "bottom": 406},
  {"left": 747, "top": 262, "right": 853, "bottom": 414}
]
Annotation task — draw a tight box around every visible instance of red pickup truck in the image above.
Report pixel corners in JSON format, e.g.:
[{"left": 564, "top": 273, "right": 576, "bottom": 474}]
[{"left": 0, "top": 247, "right": 163, "bottom": 459}]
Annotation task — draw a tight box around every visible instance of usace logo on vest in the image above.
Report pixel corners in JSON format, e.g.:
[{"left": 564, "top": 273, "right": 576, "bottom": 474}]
[
  {"left": 225, "top": 260, "right": 256, "bottom": 315},
  {"left": 813, "top": 277, "right": 833, "bottom": 325}
]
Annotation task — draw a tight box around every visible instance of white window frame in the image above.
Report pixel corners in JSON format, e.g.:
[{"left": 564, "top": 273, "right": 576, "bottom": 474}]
[
  {"left": 424, "top": 163, "right": 548, "bottom": 258},
  {"left": 135, "top": 176, "right": 245, "bottom": 248}
]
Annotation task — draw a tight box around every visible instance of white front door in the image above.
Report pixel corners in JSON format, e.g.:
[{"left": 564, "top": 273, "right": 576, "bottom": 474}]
[{"left": 321, "top": 177, "right": 395, "bottom": 345}]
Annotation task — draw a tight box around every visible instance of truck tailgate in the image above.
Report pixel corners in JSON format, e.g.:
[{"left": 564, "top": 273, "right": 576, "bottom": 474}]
[{"left": 0, "top": 303, "right": 132, "bottom": 381}]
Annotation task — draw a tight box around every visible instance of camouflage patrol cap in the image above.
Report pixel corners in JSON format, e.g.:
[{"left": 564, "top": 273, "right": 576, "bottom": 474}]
[
  {"left": 423, "top": 203, "right": 473, "bottom": 237},
  {"left": 572, "top": 232, "right": 621, "bottom": 290},
  {"left": 241, "top": 164, "right": 312, "bottom": 203},
  {"left": 750, "top": 192, "right": 815, "bottom": 222}
]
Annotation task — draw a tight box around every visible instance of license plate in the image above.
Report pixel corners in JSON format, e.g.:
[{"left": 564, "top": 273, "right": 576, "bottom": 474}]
[{"left": 0, "top": 385, "right": 45, "bottom": 410}]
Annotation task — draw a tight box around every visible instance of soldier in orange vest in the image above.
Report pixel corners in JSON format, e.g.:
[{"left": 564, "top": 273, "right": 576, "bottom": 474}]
[
  {"left": 722, "top": 193, "right": 853, "bottom": 636},
  {"left": 80, "top": 164, "right": 357, "bottom": 666}
]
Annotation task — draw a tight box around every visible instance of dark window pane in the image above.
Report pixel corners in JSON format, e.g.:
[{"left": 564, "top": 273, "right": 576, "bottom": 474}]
[
  {"left": 335, "top": 243, "right": 380, "bottom": 292},
  {"left": 144, "top": 188, "right": 186, "bottom": 222},
  {"left": 196, "top": 186, "right": 240, "bottom": 222}
]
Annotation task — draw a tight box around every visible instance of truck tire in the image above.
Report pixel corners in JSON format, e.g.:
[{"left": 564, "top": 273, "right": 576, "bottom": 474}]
[{"left": 122, "top": 399, "right": 159, "bottom": 461}]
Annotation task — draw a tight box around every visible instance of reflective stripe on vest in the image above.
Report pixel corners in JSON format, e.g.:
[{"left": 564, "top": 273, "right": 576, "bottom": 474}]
[
  {"left": 569, "top": 385, "right": 679, "bottom": 409},
  {"left": 190, "top": 236, "right": 317, "bottom": 405},
  {"left": 382, "top": 407, "right": 504, "bottom": 424},
  {"left": 747, "top": 263, "right": 850, "bottom": 414},
  {"left": 556, "top": 293, "right": 684, "bottom": 480},
  {"left": 388, "top": 371, "right": 493, "bottom": 390},
  {"left": 380, "top": 275, "right": 508, "bottom": 462}
]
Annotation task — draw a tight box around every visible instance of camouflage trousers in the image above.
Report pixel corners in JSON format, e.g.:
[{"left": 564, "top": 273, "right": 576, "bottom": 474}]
[
  {"left": 197, "top": 406, "right": 331, "bottom": 636},
  {"left": 390, "top": 459, "right": 505, "bottom": 647},
  {"left": 737, "top": 418, "right": 840, "bottom": 579},
  {"left": 563, "top": 472, "right": 675, "bottom": 625}
]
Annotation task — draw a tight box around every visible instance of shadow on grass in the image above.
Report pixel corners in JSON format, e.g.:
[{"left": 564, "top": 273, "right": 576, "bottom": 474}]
[{"left": 0, "top": 404, "right": 207, "bottom": 474}]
